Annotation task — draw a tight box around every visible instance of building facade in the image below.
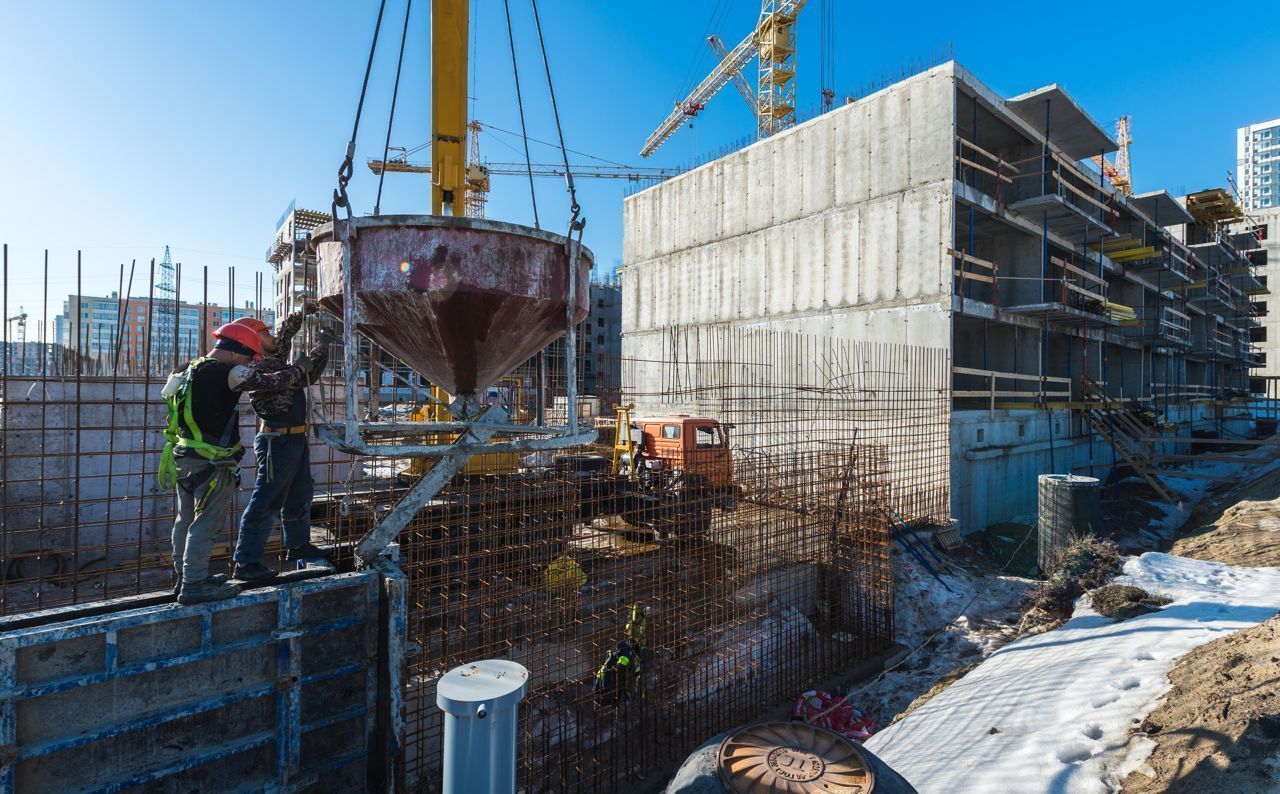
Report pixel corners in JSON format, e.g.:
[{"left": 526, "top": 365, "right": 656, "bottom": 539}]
[
  {"left": 1237, "top": 117, "right": 1280, "bottom": 212},
  {"left": 622, "top": 61, "right": 1264, "bottom": 532},
  {"left": 1236, "top": 206, "right": 1280, "bottom": 379},
  {"left": 268, "top": 202, "right": 330, "bottom": 321},
  {"left": 58, "top": 292, "right": 272, "bottom": 374}
]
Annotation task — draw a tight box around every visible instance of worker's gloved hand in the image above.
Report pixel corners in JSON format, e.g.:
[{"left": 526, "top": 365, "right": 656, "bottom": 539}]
[
  {"left": 300, "top": 299, "right": 320, "bottom": 316},
  {"left": 314, "top": 328, "right": 336, "bottom": 348},
  {"left": 291, "top": 355, "right": 313, "bottom": 375}
]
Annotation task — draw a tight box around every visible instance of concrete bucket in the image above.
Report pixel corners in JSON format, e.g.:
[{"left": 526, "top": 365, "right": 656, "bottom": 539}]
[{"left": 313, "top": 215, "right": 592, "bottom": 398}]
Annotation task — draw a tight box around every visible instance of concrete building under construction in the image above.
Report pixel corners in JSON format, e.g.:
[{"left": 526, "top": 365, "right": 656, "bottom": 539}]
[{"left": 622, "top": 61, "right": 1265, "bottom": 531}]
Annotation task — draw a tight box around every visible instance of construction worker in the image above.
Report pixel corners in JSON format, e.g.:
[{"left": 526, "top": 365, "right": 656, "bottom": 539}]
[
  {"left": 158, "top": 323, "right": 313, "bottom": 604},
  {"left": 593, "top": 603, "right": 648, "bottom": 704},
  {"left": 230, "top": 302, "right": 333, "bottom": 582}
]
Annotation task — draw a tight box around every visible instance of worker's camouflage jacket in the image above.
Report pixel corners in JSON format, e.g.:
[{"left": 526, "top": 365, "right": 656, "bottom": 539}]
[{"left": 248, "top": 308, "right": 329, "bottom": 420}]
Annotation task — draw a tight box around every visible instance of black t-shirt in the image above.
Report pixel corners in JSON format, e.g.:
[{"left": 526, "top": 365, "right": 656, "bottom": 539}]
[{"left": 181, "top": 360, "right": 242, "bottom": 449}]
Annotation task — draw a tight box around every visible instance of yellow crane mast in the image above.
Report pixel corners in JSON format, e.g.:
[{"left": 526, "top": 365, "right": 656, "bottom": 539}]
[
  {"left": 431, "top": 0, "right": 469, "bottom": 215},
  {"left": 639, "top": 0, "right": 809, "bottom": 158},
  {"left": 1092, "top": 115, "right": 1132, "bottom": 196}
]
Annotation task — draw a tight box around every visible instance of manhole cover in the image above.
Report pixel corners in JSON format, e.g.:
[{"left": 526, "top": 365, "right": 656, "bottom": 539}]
[{"left": 718, "top": 721, "right": 876, "bottom": 793}]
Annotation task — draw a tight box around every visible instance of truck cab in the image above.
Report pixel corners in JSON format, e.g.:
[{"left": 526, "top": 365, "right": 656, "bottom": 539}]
[{"left": 629, "top": 414, "right": 734, "bottom": 492}]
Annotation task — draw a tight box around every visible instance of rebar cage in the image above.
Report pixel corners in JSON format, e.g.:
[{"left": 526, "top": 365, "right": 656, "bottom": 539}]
[{"left": 1, "top": 251, "right": 950, "bottom": 792}]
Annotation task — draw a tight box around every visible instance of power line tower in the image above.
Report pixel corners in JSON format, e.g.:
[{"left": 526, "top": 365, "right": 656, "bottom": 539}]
[{"left": 155, "top": 245, "right": 177, "bottom": 368}]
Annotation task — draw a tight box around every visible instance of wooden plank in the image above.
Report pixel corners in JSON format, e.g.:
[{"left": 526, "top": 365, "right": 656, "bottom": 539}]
[
  {"left": 1062, "top": 280, "right": 1103, "bottom": 299},
  {"left": 955, "top": 137, "right": 1021, "bottom": 173},
  {"left": 955, "top": 269, "right": 994, "bottom": 284},
  {"left": 947, "top": 248, "right": 996, "bottom": 270},
  {"left": 953, "top": 390, "right": 1046, "bottom": 398},
  {"left": 1049, "top": 256, "right": 1107, "bottom": 285},
  {"left": 952, "top": 366, "right": 1071, "bottom": 384},
  {"left": 1056, "top": 173, "right": 1112, "bottom": 214},
  {"left": 956, "top": 155, "right": 1014, "bottom": 183}
]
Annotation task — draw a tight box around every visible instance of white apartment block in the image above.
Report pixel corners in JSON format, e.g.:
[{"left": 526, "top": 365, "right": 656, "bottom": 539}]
[{"left": 1238, "top": 117, "right": 1280, "bottom": 212}]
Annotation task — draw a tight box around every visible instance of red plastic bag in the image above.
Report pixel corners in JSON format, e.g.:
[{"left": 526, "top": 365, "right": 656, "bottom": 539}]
[{"left": 791, "top": 689, "right": 878, "bottom": 742}]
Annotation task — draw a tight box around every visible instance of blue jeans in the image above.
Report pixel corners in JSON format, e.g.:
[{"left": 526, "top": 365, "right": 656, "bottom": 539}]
[{"left": 234, "top": 433, "right": 313, "bottom": 565}]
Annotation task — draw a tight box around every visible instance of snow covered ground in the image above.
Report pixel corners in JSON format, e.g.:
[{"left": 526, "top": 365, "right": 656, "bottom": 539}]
[
  {"left": 865, "top": 553, "right": 1280, "bottom": 794},
  {"left": 852, "top": 542, "right": 1033, "bottom": 724}
]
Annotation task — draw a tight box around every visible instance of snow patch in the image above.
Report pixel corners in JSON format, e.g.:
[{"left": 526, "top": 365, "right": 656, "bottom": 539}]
[{"left": 865, "top": 552, "right": 1280, "bottom": 794}]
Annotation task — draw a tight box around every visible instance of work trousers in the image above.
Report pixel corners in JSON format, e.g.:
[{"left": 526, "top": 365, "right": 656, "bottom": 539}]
[
  {"left": 171, "top": 453, "right": 237, "bottom": 583},
  {"left": 234, "top": 433, "right": 313, "bottom": 565}
]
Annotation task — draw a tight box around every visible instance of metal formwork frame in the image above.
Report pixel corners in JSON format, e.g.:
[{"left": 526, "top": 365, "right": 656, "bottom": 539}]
[{"left": 0, "top": 570, "right": 401, "bottom": 793}]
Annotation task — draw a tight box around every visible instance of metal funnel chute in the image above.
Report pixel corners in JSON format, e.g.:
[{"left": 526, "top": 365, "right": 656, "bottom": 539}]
[{"left": 313, "top": 215, "right": 592, "bottom": 399}]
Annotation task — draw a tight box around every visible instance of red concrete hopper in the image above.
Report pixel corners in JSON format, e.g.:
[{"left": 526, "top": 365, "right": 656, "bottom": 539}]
[{"left": 313, "top": 215, "right": 592, "bottom": 397}]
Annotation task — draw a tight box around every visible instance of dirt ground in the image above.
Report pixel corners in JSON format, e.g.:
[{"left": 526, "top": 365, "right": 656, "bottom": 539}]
[
  {"left": 1169, "top": 462, "right": 1280, "bottom": 567},
  {"left": 1120, "top": 616, "right": 1280, "bottom": 793},
  {"left": 1120, "top": 461, "right": 1280, "bottom": 793}
]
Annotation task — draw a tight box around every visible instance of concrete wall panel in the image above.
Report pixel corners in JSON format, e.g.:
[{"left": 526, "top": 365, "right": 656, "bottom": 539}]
[
  {"left": 860, "top": 196, "right": 900, "bottom": 302},
  {"left": 869, "top": 85, "right": 910, "bottom": 200},
  {"left": 909, "top": 71, "right": 956, "bottom": 186}
]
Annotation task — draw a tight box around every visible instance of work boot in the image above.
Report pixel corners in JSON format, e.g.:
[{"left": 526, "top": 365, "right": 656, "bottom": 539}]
[
  {"left": 284, "top": 543, "right": 333, "bottom": 570},
  {"left": 177, "top": 578, "right": 241, "bottom": 605},
  {"left": 231, "top": 562, "right": 278, "bottom": 584},
  {"left": 172, "top": 573, "right": 228, "bottom": 596}
]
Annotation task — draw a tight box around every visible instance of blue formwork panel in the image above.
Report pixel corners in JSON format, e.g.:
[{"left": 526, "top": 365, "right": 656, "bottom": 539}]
[{"left": 0, "top": 571, "right": 389, "bottom": 793}]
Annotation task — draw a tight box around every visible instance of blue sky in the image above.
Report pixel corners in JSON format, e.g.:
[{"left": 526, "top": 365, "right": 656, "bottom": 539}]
[{"left": 2, "top": 1, "right": 1278, "bottom": 339}]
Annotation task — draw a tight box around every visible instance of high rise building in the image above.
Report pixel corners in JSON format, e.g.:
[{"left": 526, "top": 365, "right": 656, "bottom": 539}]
[
  {"left": 1237, "top": 117, "right": 1280, "bottom": 211},
  {"left": 58, "top": 292, "right": 272, "bottom": 373},
  {"left": 267, "top": 202, "right": 330, "bottom": 321}
]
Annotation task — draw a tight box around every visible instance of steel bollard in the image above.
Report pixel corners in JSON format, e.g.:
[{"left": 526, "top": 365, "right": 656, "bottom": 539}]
[{"left": 437, "top": 659, "right": 530, "bottom": 794}]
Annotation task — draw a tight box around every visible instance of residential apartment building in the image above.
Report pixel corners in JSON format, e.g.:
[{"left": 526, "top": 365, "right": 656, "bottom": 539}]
[
  {"left": 1237, "top": 117, "right": 1280, "bottom": 212},
  {"left": 622, "top": 61, "right": 1264, "bottom": 532},
  {"left": 1236, "top": 206, "right": 1280, "bottom": 379},
  {"left": 58, "top": 292, "right": 272, "bottom": 373},
  {"left": 267, "top": 202, "right": 331, "bottom": 321}
]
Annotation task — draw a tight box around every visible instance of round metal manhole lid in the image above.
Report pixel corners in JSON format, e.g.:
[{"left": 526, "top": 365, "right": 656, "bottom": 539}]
[{"left": 718, "top": 722, "right": 876, "bottom": 793}]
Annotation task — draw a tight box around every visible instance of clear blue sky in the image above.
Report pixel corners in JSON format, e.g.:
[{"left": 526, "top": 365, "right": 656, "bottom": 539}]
[{"left": 2, "top": 1, "right": 1278, "bottom": 340}]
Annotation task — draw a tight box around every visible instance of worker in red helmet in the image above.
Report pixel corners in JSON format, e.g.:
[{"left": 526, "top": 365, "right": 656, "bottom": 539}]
[
  {"left": 157, "top": 321, "right": 314, "bottom": 604},
  {"left": 228, "top": 301, "right": 335, "bottom": 582}
]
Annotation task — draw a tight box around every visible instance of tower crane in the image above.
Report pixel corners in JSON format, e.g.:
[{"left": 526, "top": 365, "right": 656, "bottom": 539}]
[
  {"left": 6, "top": 307, "right": 27, "bottom": 347},
  {"left": 6, "top": 307, "right": 27, "bottom": 373},
  {"left": 639, "top": 0, "right": 809, "bottom": 158},
  {"left": 1091, "top": 115, "right": 1132, "bottom": 196},
  {"left": 707, "top": 35, "right": 757, "bottom": 121},
  {"left": 368, "top": 121, "right": 681, "bottom": 218}
]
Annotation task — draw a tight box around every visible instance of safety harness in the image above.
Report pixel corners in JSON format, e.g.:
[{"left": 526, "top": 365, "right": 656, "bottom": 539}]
[{"left": 157, "top": 357, "right": 243, "bottom": 489}]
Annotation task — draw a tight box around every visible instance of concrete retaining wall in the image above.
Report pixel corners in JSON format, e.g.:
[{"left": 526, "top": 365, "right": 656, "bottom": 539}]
[{"left": 0, "top": 569, "right": 403, "bottom": 793}]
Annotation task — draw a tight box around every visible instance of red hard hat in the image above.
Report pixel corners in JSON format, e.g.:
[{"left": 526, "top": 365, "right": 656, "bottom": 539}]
[
  {"left": 213, "top": 322, "right": 263, "bottom": 357},
  {"left": 233, "top": 317, "right": 271, "bottom": 333}
]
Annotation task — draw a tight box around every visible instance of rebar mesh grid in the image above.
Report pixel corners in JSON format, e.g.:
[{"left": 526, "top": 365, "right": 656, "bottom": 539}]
[
  {"left": 1, "top": 248, "right": 949, "bottom": 792},
  {"left": 392, "top": 325, "right": 949, "bottom": 792}
]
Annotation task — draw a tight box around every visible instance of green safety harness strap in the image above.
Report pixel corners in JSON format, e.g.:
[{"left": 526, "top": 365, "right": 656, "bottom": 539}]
[{"left": 157, "top": 358, "right": 243, "bottom": 489}]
